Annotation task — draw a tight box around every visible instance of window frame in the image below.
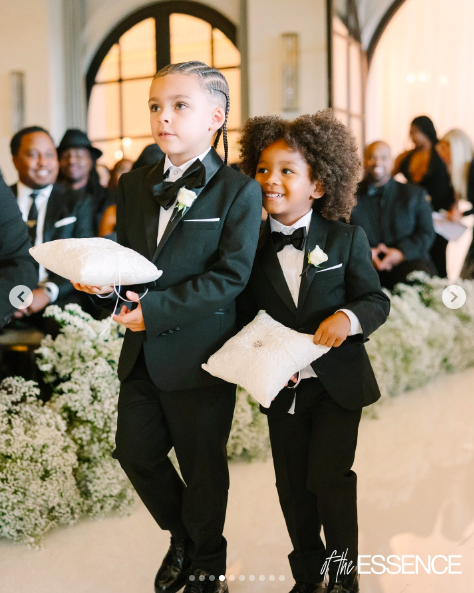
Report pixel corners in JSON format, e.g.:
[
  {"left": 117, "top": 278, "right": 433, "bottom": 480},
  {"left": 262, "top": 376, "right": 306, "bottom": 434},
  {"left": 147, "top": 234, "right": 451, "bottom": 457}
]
[
  {"left": 86, "top": 1, "right": 240, "bottom": 155},
  {"left": 326, "top": 0, "right": 367, "bottom": 149}
]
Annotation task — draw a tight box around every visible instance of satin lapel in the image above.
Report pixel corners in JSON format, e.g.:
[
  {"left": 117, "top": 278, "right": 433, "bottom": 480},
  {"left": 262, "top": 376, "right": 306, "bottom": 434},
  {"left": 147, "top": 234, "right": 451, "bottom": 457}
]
[
  {"left": 297, "top": 212, "right": 328, "bottom": 311},
  {"left": 258, "top": 220, "right": 297, "bottom": 315},
  {"left": 151, "top": 148, "right": 223, "bottom": 263},
  {"left": 143, "top": 158, "right": 166, "bottom": 259}
]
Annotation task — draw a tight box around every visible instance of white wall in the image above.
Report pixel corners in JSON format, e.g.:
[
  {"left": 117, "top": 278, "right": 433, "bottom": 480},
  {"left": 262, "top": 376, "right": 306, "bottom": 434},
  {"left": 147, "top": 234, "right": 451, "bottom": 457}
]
[
  {"left": 247, "top": 0, "right": 328, "bottom": 117},
  {"left": 0, "top": 0, "right": 66, "bottom": 184}
]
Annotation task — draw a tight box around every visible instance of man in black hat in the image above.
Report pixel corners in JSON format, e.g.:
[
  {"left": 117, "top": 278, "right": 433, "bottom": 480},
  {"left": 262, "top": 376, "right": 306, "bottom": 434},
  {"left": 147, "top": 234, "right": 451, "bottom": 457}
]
[{"left": 57, "top": 129, "right": 111, "bottom": 233}]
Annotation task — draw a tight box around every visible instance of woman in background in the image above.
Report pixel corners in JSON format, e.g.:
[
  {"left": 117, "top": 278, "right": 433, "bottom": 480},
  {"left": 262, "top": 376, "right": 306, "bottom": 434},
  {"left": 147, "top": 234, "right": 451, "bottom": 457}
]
[
  {"left": 437, "top": 128, "right": 474, "bottom": 279},
  {"left": 437, "top": 128, "right": 474, "bottom": 204},
  {"left": 394, "top": 116, "right": 455, "bottom": 277}
]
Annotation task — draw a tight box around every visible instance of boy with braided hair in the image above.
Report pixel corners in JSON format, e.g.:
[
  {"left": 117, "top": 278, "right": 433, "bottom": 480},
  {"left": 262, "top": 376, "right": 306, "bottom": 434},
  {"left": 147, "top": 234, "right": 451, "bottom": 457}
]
[{"left": 73, "top": 61, "right": 261, "bottom": 593}]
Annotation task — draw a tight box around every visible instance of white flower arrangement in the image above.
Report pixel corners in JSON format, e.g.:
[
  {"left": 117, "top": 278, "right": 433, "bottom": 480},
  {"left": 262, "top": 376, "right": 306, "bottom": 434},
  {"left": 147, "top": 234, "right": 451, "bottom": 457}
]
[
  {"left": 365, "top": 272, "right": 474, "bottom": 407},
  {"left": 48, "top": 358, "right": 136, "bottom": 517},
  {"left": 0, "top": 377, "right": 81, "bottom": 545},
  {"left": 2, "top": 274, "right": 474, "bottom": 544}
]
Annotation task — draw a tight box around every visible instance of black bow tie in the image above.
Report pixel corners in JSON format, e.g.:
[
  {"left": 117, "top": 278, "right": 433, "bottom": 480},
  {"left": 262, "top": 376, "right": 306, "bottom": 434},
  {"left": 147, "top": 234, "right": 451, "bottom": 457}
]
[
  {"left": 151, "top": 158, "right": 206, "bottom": 210},
  {"left": 271, "top": 227, "right": 307, "bottom": 252}
]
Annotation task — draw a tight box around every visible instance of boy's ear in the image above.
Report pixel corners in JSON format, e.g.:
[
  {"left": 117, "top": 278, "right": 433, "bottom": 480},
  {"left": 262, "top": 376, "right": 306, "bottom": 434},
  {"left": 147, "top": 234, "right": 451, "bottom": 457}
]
[
  {"left": 209, "top": 106, "right": 226, "bottom": 132},
  {"left": 310, "top": 179, "right": 325, "bottom": 200}
]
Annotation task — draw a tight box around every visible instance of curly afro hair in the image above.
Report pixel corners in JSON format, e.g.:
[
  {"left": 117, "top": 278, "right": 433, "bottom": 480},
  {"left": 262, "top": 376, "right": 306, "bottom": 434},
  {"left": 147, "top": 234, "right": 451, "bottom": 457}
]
[{"left": 239, "top": 110, "right": 361, "bottom": 221}]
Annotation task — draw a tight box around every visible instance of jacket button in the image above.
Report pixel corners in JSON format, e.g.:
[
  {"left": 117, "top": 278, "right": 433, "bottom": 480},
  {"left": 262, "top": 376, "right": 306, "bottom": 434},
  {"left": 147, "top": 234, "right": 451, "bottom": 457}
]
[{"left": 297, "top": 327, "right": 306, "bottom": 333}]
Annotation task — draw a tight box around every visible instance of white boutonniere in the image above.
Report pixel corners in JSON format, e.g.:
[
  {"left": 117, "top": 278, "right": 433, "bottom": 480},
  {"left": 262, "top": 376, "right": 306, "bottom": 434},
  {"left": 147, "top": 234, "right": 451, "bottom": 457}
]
[
  {"left": 301, "top": 245, "right": 329, "bottom": 276},
  {"left": 171, "top": 187, "right": 198, "bottom": 221}
]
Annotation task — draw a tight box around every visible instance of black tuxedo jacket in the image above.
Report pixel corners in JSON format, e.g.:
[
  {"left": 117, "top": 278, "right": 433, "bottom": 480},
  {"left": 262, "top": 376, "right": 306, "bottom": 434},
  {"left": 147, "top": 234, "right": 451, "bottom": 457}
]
[
  {"left": 0, "top": 179, "right": 38, "bottom": 327},
  {"left": 11, "top": 183, "right": 94, "bottom": 301},
  {"left": 351, "top": 178, "right": 435, "bottom": 261},
  {"left": 238, "top": 212, "right": 391, "bottom": 414},
  {"left": 95, "top": 148, "right": 262, "bottom": 391}
]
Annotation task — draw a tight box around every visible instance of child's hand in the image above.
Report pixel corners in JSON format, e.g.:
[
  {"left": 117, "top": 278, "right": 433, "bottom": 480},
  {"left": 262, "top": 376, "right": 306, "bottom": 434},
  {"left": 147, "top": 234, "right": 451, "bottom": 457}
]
[
  {"left": 112, "top": 291, "right": 146, "bottom": 332},
  {"left": 71, "top": 281, "right": 114, "bottom": 295},
  {"left": 313, "top": 311, "right": 351, "bottom": 348}
]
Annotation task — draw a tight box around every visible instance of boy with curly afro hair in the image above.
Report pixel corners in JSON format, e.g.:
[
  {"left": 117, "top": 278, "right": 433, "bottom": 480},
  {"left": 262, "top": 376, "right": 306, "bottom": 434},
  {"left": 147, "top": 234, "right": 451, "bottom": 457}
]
[{"left": 238, "top": 110, "right": 390, "bottom": 593}]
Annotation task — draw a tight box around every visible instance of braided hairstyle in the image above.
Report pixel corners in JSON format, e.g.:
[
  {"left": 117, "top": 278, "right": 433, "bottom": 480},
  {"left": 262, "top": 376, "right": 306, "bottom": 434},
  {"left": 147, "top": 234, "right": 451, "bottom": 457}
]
[{"left": 154, "top": 61, "right": 230, "bottom": 164}]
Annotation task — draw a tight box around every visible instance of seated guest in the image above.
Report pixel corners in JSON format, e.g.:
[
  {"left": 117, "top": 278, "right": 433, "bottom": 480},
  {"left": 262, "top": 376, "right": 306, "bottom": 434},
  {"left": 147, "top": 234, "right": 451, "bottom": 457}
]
[
  {"left": 0, "top": 177, "right": 38, "bottom": 329},
  {"left": 109, "top": 158, "right": 133, "bottom": 193},
  {"left": 57, "top": 129, "right": 110, "bottom": 233},
  {"left": 98, "top": 159, "right": 134, "bottom": 239},
  {"left": 393, "top": 116, "right": 455, "bottom": 277},
  {"left": 9, "top": 126, "right": 94, "bottom": 328},
  {"left": 437, "top": 129, "right": 474, "bottom": 204},
  {"left": 96, "top": 163, "right": 111, "bottom": 188},
  {"left": 352, "top": 141, "right": 436, "bottom": 290}
]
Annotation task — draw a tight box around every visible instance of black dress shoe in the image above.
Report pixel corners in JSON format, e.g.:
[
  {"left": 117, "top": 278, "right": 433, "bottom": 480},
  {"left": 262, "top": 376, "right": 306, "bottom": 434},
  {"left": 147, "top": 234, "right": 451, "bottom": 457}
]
[
  {"left": 289, "top": 581, "right": 327, "bottom": 593},
  {"left": 183, "top": 569, "right": 228, "bottom": 592},
  {"left": 327, "top": 568, "right": 359, "bottom": 593},
  {"left": 154, "top": 537, "right": 193, "bottom": 593}
]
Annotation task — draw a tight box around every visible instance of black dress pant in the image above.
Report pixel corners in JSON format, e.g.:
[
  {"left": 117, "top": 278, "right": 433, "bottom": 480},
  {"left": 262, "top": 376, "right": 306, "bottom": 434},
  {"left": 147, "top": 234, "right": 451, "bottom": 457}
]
[
  {"left": 114, "top": 348, "right": 236, "bottom": 576},
  {"left": 267, "top": 379, "right": 361, "bottom": 583}
]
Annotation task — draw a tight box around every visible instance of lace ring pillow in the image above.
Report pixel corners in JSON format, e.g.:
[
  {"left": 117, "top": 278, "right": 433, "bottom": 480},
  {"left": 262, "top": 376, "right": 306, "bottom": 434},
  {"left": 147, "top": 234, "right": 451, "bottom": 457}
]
[
  {"left": 203, "top": 310, "right": 330, "bottom": 408},
  {"left": 29, "top": 238, "right": 162, "bottom": 287}
]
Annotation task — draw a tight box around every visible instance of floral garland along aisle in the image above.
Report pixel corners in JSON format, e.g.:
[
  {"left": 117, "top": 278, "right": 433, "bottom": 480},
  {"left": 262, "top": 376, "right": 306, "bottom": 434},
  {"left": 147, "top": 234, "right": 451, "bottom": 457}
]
[{"left": 1, "top": 272, "right": 474, "bottom": 544}]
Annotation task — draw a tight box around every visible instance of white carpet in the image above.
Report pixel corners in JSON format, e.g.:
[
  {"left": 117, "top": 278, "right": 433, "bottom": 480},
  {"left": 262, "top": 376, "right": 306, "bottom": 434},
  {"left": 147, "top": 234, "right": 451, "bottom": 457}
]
[{"left": 2, "top": 368, "right": 474, "bottom": 593}]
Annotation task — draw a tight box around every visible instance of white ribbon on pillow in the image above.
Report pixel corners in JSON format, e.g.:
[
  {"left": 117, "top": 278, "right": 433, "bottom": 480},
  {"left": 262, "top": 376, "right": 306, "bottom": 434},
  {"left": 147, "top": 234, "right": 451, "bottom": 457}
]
[{"left": 96, "top": 266, "right": 149, "bottom": 337}]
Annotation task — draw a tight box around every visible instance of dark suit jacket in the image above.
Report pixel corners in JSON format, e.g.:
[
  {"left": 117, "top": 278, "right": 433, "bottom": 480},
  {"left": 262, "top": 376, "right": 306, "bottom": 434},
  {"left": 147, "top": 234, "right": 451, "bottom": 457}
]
[
  {"left": 0, "top": 179, "right": 38, "bottom": 327},
  {"left": 238, "top": 212, "right": 391, "bottom": 414},
  {"left": 351, "top": 178, "right": 435, "bottom": 261},
  {"left": 95, "top": 148, "right": 262, "bottom": 392},
  {"left": 11, "top": 183, "right": 94, "bottom": 301}
]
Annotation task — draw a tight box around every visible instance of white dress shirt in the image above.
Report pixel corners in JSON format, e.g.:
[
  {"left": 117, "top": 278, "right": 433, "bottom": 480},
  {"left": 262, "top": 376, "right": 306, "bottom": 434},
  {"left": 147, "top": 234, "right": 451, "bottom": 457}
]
[
  {"left": 157, "top": 147, "right": 212, "bottom": 244},
  {"left": 16, "top": 181, "right": 59, "bottom": 302},
  {"left": 269, "top": 210, "right": 362, "bottom": 413}
]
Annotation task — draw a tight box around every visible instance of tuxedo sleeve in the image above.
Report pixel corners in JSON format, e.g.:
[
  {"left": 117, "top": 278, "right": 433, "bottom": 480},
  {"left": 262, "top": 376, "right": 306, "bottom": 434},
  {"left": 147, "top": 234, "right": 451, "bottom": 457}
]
[
  {"left": 393, "top": 188, "right": 435, "bottom": 260},
  {"left": 236, "top": 283, "right": 259, "bottom": 329},
  {"left": 0, "top": 179, "right": 38, "bottom": 327},
  {"left": 51, "top": 195, "right": 95, "bottom": 302},
  {"left": 341, "top": 225, "right": 390, "bottom": 338},
  {"left": 141, "top": 179, "right": 262, "bottom": 338}
]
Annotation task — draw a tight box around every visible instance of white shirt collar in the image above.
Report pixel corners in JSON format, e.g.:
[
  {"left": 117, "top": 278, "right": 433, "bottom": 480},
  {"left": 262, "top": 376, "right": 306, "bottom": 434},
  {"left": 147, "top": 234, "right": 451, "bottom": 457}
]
[
  {"left": 269, "top": 209, "right": 313, "bottom": 235},
  {"left": 17, "top": 180, "right": 53, "bottom": 201},
  {"left": 164, "top": 146, "right": 212, "bottom": 176}
]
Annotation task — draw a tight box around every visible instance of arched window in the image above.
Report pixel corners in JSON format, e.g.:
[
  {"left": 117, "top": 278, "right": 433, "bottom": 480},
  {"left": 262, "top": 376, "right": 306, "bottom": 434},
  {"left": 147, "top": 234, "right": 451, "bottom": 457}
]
[
  {"left": 329, "top": 0, "right": 366, "bottom": 153},
  {"left": 87, "top": 2, "right": 241, "bottom": 167}
]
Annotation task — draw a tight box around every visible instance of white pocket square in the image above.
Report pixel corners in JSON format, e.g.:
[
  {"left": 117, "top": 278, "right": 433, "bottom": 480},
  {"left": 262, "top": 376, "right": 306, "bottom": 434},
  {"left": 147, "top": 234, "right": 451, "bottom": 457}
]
[
  {"left": 315, "top": 263, "right": 343, "bottom": 273},
  {"left": 54, "top": 216, "right": 77, "bottom": 228},
  {"left": 184, "top": 218, "right": 220, "bottom": 222}
]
